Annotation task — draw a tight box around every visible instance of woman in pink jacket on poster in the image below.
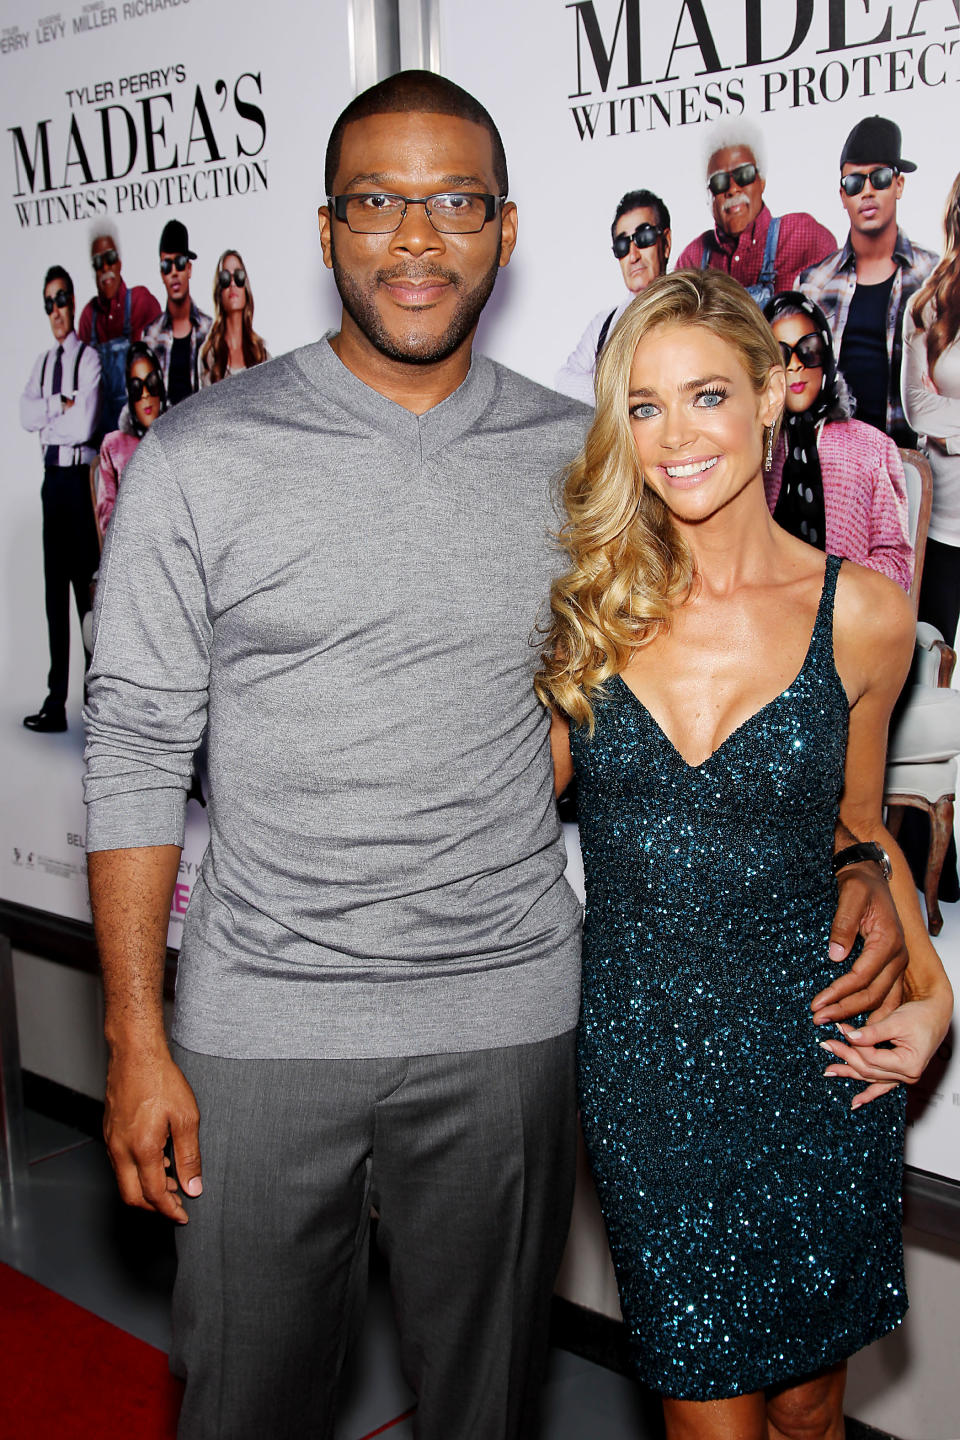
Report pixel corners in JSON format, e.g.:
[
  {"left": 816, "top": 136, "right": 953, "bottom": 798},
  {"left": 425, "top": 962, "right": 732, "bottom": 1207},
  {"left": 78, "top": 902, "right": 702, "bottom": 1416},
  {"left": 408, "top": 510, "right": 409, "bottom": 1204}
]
[
  {"left": 762, "top": 291, "right": 913, "bottom": 593},
  {"left": 96, "top": 341, "right": 167, "bottom": 540}
]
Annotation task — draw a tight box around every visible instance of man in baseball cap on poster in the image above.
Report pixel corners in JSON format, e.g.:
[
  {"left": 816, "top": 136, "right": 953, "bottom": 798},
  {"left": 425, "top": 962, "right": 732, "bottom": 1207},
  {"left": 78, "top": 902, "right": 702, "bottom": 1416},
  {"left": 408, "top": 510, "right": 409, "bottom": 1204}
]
[
  {"left": 142, "top": 219, "right": 212, "bottom": 407},
  {"left": 799, "top": 116, "right": 938, "bottom": 448}
]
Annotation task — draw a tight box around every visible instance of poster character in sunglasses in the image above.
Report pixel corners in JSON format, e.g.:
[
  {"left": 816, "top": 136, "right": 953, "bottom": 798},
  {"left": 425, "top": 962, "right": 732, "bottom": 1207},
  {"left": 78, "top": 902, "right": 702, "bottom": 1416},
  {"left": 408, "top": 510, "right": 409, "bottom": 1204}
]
[
  {"left": 798, "top": 116, "right": 938, "bottom": 448},
  {"left": 675, "top": 122, "right": 836, "bottom": 309},
  {"left": 763, "top": 292, "right": 912, "bottom": 593},
  {"left": 19, "top": 265, "right": 102, "bottom": 732},
  {"left": 200, "top": 248, "right": 270, "bottom": 387},
  {"left": 141, "top": 218, "right": 212, "bottom": 408},
  {"left": 555, "top": 188, "right": 671, "bottom": 405},
  {"left": 95, "top": 343, "right": 168, "bottom": 540},
  {"left": 78, "top": 229, "right": 162, "bottom": 439}
]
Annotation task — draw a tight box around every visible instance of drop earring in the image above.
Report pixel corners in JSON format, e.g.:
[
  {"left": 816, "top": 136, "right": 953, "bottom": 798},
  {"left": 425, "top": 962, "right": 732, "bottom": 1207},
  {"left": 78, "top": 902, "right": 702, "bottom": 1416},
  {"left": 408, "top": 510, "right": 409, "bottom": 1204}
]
[{"left": 763, "top": 427, "right": 774, "bottom": 472}]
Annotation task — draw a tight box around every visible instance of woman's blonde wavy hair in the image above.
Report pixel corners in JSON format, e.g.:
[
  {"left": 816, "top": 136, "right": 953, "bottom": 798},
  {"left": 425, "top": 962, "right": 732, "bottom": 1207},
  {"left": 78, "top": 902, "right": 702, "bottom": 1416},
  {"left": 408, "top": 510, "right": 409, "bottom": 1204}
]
[{"left": 534, "top": 269, "right": 784, "bottom": 729}]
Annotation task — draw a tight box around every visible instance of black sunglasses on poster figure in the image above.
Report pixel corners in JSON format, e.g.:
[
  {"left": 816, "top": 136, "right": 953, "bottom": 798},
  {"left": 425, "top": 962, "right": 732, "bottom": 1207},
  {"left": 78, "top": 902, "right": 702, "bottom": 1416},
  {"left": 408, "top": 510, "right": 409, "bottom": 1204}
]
[
  {"left": 128, "top": 370, "right": 164, "bottom": 402},
  {"left": 43, "top": 290, "right": 71, "bottom": 313},
  {"left": 612, "top": 223, "right": 664, "bottom": 258},
  {"left": 218, "top": 268, "right": 247, "bottom": 290},
  {"left": 840, "top": 166, "right": 898, "bottom": 197},
  {"left": 778, "top": 334, "right": 826, "bottom": 370},
  {"left": 93, "top": 248, "right": 119, "bottom": 271},
  {"left": 707, "top": 163, "right": 759, "bottom": 196},
  {"left": 160, "top": 254, "right": 190, "bottom": 275}
]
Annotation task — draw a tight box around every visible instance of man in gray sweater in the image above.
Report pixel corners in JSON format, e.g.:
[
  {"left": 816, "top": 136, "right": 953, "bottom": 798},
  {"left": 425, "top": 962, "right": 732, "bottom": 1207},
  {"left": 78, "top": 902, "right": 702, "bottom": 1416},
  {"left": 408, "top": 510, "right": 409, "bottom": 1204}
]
[{"left": 85, "top": 71, "right": 907, "bottom": 1439}]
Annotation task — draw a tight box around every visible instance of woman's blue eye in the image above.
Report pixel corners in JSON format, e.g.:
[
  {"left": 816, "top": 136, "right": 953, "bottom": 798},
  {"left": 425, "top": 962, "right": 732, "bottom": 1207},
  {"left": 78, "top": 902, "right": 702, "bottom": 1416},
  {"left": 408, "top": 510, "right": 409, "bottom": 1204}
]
[
  {"left": 631, "top": 403, "right": 658, "bottom": 420},
  {"left": 697, "top": 390, "right": 725, "bottom": 407}
]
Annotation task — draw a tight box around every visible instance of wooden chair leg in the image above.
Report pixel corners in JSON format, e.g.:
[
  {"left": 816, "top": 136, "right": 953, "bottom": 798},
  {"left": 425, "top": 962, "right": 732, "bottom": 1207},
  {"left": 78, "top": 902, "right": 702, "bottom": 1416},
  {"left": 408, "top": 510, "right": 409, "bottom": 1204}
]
[
  {"left": 924, "top": 796, "right": 955, "bottom": 937},
  {"left": 885, "top": 804, "right": 905, "bottom": 841}
]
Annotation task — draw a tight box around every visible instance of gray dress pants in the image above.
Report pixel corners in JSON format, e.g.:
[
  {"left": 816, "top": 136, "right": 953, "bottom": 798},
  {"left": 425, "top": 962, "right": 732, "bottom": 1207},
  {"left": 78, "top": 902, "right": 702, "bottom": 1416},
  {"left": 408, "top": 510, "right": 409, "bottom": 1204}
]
[{"left": 170, "top": 1030, "right": 577, "bottom": 1439}]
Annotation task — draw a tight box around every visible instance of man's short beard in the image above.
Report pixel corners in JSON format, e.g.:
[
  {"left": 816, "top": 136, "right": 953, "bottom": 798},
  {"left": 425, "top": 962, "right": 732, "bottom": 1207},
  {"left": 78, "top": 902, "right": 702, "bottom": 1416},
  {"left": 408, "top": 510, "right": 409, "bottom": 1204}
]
[{"left": 330, "top": 231, "right": 502, "bottom": 366}]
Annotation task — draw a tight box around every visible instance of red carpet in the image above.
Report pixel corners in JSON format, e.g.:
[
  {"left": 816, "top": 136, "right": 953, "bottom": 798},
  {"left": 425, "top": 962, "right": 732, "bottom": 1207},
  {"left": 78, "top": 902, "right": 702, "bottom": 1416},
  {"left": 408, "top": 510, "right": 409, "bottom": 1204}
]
[{"left": 0, "top": 1262, "right": 183, "bottom": 1438}]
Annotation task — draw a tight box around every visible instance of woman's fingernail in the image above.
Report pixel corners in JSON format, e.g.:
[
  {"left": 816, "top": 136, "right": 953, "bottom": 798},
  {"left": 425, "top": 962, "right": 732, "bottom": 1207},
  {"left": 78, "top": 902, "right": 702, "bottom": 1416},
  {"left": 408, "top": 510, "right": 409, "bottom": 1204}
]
[{"left": 828, "top": 942, "right": 845, "bottom": 961}]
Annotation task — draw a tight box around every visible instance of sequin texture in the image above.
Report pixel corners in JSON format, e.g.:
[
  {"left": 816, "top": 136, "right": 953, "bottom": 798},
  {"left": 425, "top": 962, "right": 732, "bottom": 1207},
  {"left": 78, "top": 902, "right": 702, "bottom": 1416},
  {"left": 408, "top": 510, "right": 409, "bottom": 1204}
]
[{"left": 572, "top": 556, "right": 906, "bottom": 1400}]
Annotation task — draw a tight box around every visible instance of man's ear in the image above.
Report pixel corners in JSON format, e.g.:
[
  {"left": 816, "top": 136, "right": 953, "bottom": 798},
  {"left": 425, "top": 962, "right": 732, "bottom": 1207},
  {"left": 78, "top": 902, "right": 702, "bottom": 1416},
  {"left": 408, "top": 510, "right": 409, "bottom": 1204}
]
[
  {"left": 498, "top": 201, "right": 518, "bottom": 269},
  {"left": 318, "top": 206, "right": 334, "bottom": 271}
]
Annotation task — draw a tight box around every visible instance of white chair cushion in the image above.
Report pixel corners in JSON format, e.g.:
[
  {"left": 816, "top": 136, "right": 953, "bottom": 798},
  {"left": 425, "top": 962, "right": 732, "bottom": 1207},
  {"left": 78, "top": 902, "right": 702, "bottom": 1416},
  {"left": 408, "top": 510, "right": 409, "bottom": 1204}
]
[
  {"left": 885, "top": 757, "right": 957, "bottom": 805},
  {"left": 887, "top": 685, "right": 960, "bottom": 764}
]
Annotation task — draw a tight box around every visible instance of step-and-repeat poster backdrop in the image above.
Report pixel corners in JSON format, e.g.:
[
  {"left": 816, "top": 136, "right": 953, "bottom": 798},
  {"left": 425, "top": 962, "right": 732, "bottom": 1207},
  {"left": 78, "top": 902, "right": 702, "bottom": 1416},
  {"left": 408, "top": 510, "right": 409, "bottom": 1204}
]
[
  {"left": 439, "top": 0, "right": 960, "bottom": 1193},
  {"left": 2, "top": 0, "right": 957, "bottom": 1234},
  {"left": 1, "top": 0, "right": 353, "bottom": 946},
  {"left": 445, "top": 0, "right": 955, "bottom": 386}
]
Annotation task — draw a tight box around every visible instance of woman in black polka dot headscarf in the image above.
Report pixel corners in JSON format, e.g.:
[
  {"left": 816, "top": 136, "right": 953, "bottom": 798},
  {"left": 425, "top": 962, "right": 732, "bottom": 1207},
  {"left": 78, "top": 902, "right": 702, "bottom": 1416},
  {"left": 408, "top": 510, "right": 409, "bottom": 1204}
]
[{"left": 762, "top": 290, "right": 913, "bottom": 591}]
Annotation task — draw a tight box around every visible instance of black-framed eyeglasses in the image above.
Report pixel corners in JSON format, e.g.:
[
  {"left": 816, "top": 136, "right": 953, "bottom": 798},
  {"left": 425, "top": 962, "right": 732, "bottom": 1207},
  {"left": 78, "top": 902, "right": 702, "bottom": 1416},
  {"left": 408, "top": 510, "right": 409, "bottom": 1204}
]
[
  {"left": 160, "top": 254, "right": 190, "bottom": 275},
  {"left": 218, "top": 267, "right": 247, "bottom": 290},
  {"left": 43, "top": 290, "right": 71, "bottom": 314},
  {"left": 612, "top": 223, "right": 663, "bottom": 258},
  {"left": 329, "top": 192, "right": 506, "bottom": 235},
  {"left": 92, "top": 248, "right": 119, "bottom": 271},
  {"left": 778, "top": 333, "right": 826, "bottom": 370},
  {"left": 707, "top": 163, "right": 759, "bottom": 196},
  {"left": 128, "top": 370, "right": 164, "bottom": 401},
  {"left": 840, "top": 166, "right": 897, "bottom": 197}
]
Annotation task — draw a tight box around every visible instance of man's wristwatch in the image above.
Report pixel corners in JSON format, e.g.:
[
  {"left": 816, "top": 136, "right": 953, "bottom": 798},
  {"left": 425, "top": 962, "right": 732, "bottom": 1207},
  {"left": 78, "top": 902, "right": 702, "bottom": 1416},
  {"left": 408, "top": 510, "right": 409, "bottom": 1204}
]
[{"left": 832, "top": 841, "right": 893, "bottom": 881}]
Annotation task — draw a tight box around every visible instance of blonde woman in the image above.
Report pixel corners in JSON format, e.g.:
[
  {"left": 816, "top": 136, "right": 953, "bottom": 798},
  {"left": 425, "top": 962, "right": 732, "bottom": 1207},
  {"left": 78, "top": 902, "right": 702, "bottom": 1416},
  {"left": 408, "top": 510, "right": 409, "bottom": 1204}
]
[
  {"left": 537, "top": 270, "right": 951, "bottom": 1439},
  {"left": 199, "top": 248, "right": 269, "bottom": 385}
]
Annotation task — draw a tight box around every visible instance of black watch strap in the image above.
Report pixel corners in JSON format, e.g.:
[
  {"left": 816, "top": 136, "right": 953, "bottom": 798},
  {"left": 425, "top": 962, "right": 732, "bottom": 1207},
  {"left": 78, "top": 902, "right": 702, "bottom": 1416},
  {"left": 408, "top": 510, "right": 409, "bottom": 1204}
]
[{"left": 832, "top": 841, "right": 892, "bottom": 881}]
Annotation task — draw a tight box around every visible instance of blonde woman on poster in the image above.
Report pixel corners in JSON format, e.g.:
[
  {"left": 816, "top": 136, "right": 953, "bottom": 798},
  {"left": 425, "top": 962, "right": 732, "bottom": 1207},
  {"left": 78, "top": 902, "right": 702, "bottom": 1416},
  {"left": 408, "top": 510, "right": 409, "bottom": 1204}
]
[
  {"left": 901, "top": 169, "right": 960, "bottom": 650},
  {"left": 200, "top": 248, "right": 270, "bottom": 386},
  {"left": 538, "top": 270, "right": 952, "bottom": 1438}
]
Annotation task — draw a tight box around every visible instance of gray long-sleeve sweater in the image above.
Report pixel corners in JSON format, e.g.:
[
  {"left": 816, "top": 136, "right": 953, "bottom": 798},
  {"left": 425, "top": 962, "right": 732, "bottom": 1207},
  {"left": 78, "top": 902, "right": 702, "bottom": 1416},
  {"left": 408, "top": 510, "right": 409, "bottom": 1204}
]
[{"left": 84, "top": 338, "right": 589, "bottom": 1059}]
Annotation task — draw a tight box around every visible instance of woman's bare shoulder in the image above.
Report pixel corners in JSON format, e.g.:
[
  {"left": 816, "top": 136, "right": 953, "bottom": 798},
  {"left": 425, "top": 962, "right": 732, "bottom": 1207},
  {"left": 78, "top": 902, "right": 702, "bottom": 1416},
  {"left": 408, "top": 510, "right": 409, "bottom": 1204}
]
[
  {"left": 834, "top": 558, "right": 915, "bottom": 696},
  {"left": 836, "top": 557, "right": 912, "bottom": 630}
]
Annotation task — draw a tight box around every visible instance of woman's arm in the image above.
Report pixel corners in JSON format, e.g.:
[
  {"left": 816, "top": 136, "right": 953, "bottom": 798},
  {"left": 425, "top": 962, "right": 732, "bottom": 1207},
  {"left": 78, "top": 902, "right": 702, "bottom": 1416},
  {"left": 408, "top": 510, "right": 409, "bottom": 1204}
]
[
  {"left": 97, "top": 442, "right": 119, "bottom": 538},
  {"left": 826, "top": 563, "right": 953, "bottom": 1104},
  {"left": 901, "top": 308, "right": 960, "bottom": 442},
  {"left": 550, "top": 710, "right": 574, "bottom": 798},
  {"left": 866, "top": 435, "right": 914, "bottom": 595}
]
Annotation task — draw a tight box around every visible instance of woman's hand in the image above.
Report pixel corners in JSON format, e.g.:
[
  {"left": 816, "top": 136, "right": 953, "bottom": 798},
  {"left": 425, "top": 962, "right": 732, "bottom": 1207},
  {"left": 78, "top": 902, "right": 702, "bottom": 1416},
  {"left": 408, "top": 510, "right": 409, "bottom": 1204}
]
[{"left": 819, "top": 988, "right": 953, "bottom": 1109}]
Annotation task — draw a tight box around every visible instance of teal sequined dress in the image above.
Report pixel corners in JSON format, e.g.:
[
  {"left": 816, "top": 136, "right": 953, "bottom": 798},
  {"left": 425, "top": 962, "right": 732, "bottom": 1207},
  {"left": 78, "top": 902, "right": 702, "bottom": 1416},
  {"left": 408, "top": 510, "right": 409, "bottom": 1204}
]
[{"left": 571, "top": 556, "right": 906, "bottom": 1401}]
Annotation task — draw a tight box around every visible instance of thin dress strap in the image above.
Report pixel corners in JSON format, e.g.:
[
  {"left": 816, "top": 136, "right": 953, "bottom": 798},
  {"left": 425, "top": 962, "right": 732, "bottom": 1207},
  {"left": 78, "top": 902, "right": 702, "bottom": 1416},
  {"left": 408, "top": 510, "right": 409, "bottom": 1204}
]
[{"left": 807, "top": 553, "right": 842, "bottom": 663}]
